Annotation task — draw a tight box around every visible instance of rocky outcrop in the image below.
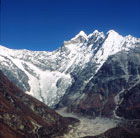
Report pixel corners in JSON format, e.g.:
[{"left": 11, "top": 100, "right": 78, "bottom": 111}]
[
  {"left": 80, "top": 55, "right": 140, "bottom": 138},
  {"left": 0, "top": 71, "right": 78, "bottom": 138},
  {"left": 116, "top": 82, "right": 140, "bottom": 119}
]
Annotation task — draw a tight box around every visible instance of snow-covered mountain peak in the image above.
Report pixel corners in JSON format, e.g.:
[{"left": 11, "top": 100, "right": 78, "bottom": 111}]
[
  {"left": 106, "top": 29, "right": 119, "bottom": 35},
  {"left": 93, "top": 29, "right": 99, "bottom": 34},
  {"left": 71, "top": 31, "right": 88, "bottom": 41},
  {"left": 106, "top": 30, "right": 122, "bottom": 39},
  {"left": 88, "top": 30, "right": 105, "bottom": 42},
  {"left": 87, "top": 30, "right": 99, "bottom": 36},
  {"left": 105, "top": 30, "right": 123, "bottom": 43},
  {"left": 78, "top": 30, "right": 87, "bottom": 36}
]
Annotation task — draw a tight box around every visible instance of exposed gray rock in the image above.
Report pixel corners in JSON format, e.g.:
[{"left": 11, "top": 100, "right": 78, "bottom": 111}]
[{"left": 59, "top": 47, "right": 140, "bottom": 118}]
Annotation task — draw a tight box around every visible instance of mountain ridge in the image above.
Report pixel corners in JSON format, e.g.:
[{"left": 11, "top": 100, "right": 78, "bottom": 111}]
[
  {"left": 0, "top": 29, "right": 140, "bottom": 109},
  {"left": 0, "top": 29, "right": 140, "bottom": 137}
]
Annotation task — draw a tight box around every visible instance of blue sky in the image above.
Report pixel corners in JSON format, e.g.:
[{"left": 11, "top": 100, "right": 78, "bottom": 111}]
[{"left": 1, "top": 0, "right": 140, "bottom": 51}]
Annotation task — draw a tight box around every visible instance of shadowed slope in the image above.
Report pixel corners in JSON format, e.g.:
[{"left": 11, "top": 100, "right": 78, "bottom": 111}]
[{"left": 0, "top": 71, "right": 78, "bottom": 138}]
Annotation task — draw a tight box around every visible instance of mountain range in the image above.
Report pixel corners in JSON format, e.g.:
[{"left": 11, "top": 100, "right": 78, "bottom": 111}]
[{"left": 0, "top": 29, "right": 140, "bottom": 137}]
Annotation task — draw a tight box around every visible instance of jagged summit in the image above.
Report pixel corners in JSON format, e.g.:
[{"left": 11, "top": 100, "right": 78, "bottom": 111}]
[
  {"left": 93, "top": 29, "right": 99, "bottom": 34},
  {"left": 78, "top": 30, "right": 87, "bottom": 37},
  {"left": 71, "top": 30, "right": 87, "bottom": 41},
  {"left": 106, "top": 29, "right": 118, "bottom": 35},
  {"left": 69, "top": 29, "right": 130, "bottom": 45}
]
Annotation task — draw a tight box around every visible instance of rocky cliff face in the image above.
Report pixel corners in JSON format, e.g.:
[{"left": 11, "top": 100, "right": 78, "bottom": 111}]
[
  {"left": 116, "top": 81, "right": 140, "bottom": 119},
  {"left": 82, "top": 82, "right": 140, "bottom": 138},
  {"left": 0, "top": 71, "right": 78, "bottom": 138},
  {"left": 60, "top": 47, "right": 140, "bottom": 118},
  {"left": 81, "top": 61, "right": 140, "bottom": 138}
]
